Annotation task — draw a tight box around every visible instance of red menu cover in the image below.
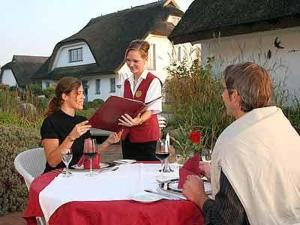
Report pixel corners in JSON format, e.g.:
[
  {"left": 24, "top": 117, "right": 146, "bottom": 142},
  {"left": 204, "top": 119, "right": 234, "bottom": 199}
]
[{"left": 89, "top": 96, "right": 146, "bottom": 132}]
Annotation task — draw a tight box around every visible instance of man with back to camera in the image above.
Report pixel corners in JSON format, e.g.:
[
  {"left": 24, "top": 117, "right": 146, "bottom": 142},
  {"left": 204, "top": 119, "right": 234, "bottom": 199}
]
[{"left": 183, "top": 62, "right": 300, "bottom": 225}]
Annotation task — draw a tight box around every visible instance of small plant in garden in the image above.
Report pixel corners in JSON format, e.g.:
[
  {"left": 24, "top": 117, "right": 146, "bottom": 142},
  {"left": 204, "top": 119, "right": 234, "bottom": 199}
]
[{"left": 165, "top": 59, "right": 233, "bottom": 156}]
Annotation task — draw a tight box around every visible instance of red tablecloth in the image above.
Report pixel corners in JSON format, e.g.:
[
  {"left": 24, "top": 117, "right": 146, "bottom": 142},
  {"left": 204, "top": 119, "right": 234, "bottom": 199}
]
[{"left": 23, "top": 168, "right": 204, "bottom": 225}]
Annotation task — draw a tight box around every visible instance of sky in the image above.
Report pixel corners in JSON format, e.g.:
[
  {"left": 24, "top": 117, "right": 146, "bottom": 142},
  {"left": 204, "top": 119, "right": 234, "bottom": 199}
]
[{"left": 0, "top": 0, "right": 193, "bottom": 67}]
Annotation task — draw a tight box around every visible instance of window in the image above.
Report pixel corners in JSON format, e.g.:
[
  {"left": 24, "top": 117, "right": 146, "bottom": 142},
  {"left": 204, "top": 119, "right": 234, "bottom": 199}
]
[
  {"left": 69, "top": 47, "right": 83, "bottom": 62},
  {"left": 95, "top": 79, "right": 101, "bottom": 94},
  {"left": 45, "top": 81, "right": 50, "bottom": 88},
  {"left": 110, "top": 78, "right": 116, "bottom": 93},
  {"left": 147, "top": 43, "right": 156, "bottom": 70},
  {"left": 82, "top": 80, "right": 88, "bottom": 102}
]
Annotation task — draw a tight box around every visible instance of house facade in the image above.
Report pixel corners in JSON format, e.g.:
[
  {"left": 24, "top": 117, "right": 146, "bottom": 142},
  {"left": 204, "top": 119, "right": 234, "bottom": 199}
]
[
  {"left": 0, "top": 55, "right": 48, "bottom": 87},
  {"left": 169, "top": 0, "right": 300, "bottom": 99},
  {"left": 33, "top": 0, "right": 193, "bottom": 102}
]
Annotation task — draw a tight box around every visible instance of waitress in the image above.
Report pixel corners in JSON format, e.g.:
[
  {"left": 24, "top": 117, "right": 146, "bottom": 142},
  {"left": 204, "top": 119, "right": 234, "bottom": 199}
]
[{"left": 118, "top": 40, "right": 162, "bottom": 161}]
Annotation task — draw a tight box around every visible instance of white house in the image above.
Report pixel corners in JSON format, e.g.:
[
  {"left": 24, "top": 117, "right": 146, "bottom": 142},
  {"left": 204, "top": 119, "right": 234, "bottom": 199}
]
[
  {"left": 33, "top": 0, "right": 193, "bottom": 102},
  {"left": 169, "top": 0, "right": 300, "bottom": 99},
  {"left": 0, "top": 55, "right": 48, "bottom": 87}
]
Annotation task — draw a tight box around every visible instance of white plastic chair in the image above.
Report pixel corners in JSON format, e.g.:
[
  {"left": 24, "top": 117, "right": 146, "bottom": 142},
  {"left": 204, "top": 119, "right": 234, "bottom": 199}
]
[
  {"left": 14, "top": 147, "right": 47, "bottom": 225},
  {"left": 158, "top": 115, "right": 167, "bottom": 129},
  {"left": 14, "top": 147, "right": 46, "bottom": 189}
]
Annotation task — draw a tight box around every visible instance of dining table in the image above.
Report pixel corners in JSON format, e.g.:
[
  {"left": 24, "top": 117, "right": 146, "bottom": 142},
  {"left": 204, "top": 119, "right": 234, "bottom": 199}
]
[{"left": 23, "top": 162, "right": 204, "bottom": 225}]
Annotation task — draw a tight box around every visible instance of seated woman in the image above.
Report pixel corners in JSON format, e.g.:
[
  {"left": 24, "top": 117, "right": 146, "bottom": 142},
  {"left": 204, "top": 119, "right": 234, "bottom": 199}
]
[{"left": 41, "top": 76, "right": 121, "bottom": 173}]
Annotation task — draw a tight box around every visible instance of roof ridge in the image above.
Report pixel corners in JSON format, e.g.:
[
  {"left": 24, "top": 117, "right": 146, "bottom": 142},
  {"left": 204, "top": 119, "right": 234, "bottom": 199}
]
[{"left": 88, "top": 1, "right": 163, "bottom": 25}]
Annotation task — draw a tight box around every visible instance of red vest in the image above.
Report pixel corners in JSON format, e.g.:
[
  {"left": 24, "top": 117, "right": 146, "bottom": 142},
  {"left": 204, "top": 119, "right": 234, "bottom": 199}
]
[{"left": 123, "top": 73, "right": 160, "bottom": 143}]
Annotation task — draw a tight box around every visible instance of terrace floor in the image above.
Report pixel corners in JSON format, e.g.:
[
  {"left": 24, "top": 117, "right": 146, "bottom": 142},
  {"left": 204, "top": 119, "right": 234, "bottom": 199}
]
[{"left": 0, "top": 212, "right": 26, "bottom": 225}]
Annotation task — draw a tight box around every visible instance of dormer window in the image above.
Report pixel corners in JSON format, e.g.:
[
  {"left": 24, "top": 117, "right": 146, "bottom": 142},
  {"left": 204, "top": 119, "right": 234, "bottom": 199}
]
[
  {"left": 69, "top": 47, "right": 83, "bottom": 63},
  {"left": 167, "top": 15, "right": 181, "bottom": 26}
]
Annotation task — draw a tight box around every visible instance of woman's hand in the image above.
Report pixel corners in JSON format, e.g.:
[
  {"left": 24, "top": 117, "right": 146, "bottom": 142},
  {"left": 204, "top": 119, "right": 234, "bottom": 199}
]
[
  {"left": 182, "top": 175, "right": 208, "bottom": 209},
  {"left": 68, "top": 120, "right": 91, "bottom": 141},
  {"left": 106, "top": 131, "right": 122, "bottom": 144},
  {"left": 99, "top": 131, "right": 123, "bottom": 151},
  {"left": 118, "top": 113, "right": 142, "bottom": 127}
]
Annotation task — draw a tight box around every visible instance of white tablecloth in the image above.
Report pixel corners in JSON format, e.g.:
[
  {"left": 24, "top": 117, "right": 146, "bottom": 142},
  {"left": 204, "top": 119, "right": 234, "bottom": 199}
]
[{"left": 39, "top": 163, "right": 179, "bottom": 222}]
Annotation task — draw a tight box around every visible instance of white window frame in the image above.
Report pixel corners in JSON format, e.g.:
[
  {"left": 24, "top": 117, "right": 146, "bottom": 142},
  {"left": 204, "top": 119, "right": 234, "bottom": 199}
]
[
  {"left": 95, "top": 79, "right": 101, "bottom": 94},
  {"left": 69, "top": 47, "right": 83, "bottom": 63},
  {"left": 110, "top": 78, "right": 116, "bottom": 93}
]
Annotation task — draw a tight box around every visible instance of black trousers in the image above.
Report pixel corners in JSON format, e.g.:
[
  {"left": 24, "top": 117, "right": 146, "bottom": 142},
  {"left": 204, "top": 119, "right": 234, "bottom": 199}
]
[{"left": 121, "top": 139, "right": 159, "bottom": 161}]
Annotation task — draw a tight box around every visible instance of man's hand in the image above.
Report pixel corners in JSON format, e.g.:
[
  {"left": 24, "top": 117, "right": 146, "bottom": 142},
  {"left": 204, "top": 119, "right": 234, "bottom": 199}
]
[
  {"left": 199, "top": 161, "right": 211, "bottom": 181},
  {"left": 182, "top": 175, "right": 208, "bottom": 209}
]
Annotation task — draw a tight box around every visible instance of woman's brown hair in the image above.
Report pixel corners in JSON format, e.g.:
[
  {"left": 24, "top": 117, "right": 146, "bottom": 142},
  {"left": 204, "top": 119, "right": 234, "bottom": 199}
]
[
  {"left": 45, "top": 77, "right": 82, "bottom": 117},
  {"left": 224, "top": 62, "right": 273, "bottom": 112},
  {"left": 125, "top": 40, "right": 150, "bottom": 60}
]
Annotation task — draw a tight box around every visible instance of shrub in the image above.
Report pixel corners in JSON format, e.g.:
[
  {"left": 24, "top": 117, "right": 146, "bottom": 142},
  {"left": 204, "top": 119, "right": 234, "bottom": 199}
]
[
  {"left": 0, "top": 124, "right": 40, "bottom": 215},
  {"left": 165, "top": 59, "right": 300, "bottom": 158},
  {"left": 0, "top": 86, "right": 45, "bottom": 128},
  {"left": 165, "top": 60, "right": 232, "bottom": 155},
  {"left": 84, "top": 99, "right": 104, "bottom": 110}
]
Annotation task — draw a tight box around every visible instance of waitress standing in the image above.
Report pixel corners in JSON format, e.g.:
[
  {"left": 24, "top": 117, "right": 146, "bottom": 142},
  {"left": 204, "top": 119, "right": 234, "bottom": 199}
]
[{"left": 118, "top": 40, "right": 162, "bottom": 161}]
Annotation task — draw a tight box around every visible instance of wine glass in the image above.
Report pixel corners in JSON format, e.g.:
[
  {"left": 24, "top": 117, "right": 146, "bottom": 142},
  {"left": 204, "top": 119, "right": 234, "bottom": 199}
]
[
  {"left": 155, "top": 139, "right": 169, "bottom": 178},
  {"left": 83, "top": 138, "right": 97, "bottom": 176},
  {"left": 62, "top": 149, "right": 73, "bottom": 177}
]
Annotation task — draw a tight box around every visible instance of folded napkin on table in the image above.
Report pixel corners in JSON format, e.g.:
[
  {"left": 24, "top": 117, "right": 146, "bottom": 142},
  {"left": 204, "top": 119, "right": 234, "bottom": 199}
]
[
  {"left": 178, "top": 153, "right": 201, "bottom": 188},
  {"left": 77, "top": 153, "right": 100, "bottom": 169}
]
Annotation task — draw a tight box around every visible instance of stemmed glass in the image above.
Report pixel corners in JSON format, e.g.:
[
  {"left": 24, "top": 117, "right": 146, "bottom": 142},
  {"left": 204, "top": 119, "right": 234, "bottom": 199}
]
[
  {"left": 83, "top": 138, "right": 97, "bottom": 176},
  {"left": 62, "top": 149, "right": 73, "bottom": 177},
  {"left": 155, "top": 139, "right": 170, "bottom": 179}
]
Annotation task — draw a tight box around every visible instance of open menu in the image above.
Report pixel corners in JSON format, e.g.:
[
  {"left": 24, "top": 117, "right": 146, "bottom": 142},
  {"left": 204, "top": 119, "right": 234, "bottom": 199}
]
[{"left": 89, "top": 96, "right": 146, "bottom": 132}]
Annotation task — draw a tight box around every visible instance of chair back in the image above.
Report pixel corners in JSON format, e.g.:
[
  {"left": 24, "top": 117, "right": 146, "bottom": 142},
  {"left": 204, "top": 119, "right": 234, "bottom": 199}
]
[
  {"left": 14, "top": 147, "right": 46, "bottom": 189},
  {"left": 158, "top": 115, "right": 167, "bottom": 129}
]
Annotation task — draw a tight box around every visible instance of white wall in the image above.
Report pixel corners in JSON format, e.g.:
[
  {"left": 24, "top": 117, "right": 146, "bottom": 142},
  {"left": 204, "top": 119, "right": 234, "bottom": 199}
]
[
  {"left": 1, "top": 69, "right": 17, "bottom": 86},
  {"left": 198, "top": 27, "right": 300, "bottom": 98},
  {"left": 51, "top": 42, "right": 96, "bottom": 70},
  {"left": 81, "top": 75, "right": 117, "bottom": 101}
]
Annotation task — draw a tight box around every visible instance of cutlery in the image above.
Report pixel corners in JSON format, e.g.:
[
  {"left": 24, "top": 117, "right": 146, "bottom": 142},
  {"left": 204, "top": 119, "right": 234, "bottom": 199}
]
[
  {"left": 156, "top": 178, "right": 178, "bottom": 184},
  {"left": 98, "top": 166, "right": 119, "bottom": 173},
  {"left": 144, "top": 189, "right": 185, "bottom": 200}
]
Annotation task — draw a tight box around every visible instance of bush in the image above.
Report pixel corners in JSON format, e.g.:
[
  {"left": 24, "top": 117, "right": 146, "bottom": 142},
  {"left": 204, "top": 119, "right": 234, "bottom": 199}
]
[
  {"left": 165, "top": 59, "right": 300, "bottom": 158},
  {"left": 282, "top": 99, "right": 300, "bottom": 133},
  {"left": 0, "top": 124, "right": 40, "bottom": 215},
  {"left": 0, "top": 86, "right": 45, "bottom": 128},
  {"left": 84, "top": 99, "right": 104, "bottom": 110},
  {"left": 165, "top": 60, "right": 232, "bottom": 155}
]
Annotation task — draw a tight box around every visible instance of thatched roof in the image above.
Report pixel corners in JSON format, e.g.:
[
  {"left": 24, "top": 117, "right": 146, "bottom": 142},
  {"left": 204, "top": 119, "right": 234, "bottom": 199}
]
[
  {"left": 33, "top": 0, "right": 183, "bottom": 80},
  {"left": 169, "top": 0, "right": 300, "bottom": 44},
  {"left": 0, "top": 55, "right": 48, "bottom": 87}
]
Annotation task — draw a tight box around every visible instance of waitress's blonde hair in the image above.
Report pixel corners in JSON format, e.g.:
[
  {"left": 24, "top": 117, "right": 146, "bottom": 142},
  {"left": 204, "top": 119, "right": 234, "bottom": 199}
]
[{"left": 125, "top": 40, "right": 150, "bottom": 60}]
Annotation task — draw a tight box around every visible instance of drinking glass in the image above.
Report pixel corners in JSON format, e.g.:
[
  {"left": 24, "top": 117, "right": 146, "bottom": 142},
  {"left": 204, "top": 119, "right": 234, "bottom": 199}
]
[
  {"left": 83, "top": 138, "right": 97, "bottom": 176},
  {"left": 62, "top": 149, "right": 73, "bottom": 177},
  {"left": 155, "top": 139, "right": 170, "bottom": 178}
]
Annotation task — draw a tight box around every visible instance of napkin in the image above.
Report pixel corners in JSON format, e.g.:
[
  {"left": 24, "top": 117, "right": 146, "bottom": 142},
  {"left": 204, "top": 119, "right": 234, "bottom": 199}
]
[
  {"left": 77, "top": 153, "right": 100, "bottom": 169},
  {"left": 178, "top": 153, "right": 201, "bottom": 188}
]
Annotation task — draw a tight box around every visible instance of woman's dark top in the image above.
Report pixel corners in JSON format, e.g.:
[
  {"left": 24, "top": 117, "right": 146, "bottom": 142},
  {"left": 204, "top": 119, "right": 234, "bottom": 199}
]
[
  {"left": 41, "top": 110, "right": 90, "bottom": 173},
  {"left": 203, "top": 170, "right": 250, "bottom": 225}
]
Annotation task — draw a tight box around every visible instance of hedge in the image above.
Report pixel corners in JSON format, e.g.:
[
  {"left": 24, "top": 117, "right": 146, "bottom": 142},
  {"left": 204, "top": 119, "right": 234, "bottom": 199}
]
[{"left": 0, "top": 124, "right": 40, "bottom": 215}]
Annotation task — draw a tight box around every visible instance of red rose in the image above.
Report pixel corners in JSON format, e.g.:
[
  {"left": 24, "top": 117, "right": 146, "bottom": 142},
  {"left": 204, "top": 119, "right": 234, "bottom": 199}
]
[{"left": 188, "top": 131, "right": 201, "bottom": 144}]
